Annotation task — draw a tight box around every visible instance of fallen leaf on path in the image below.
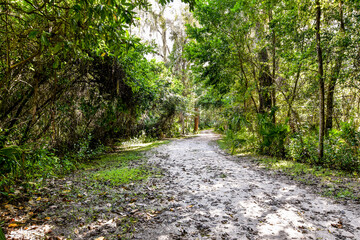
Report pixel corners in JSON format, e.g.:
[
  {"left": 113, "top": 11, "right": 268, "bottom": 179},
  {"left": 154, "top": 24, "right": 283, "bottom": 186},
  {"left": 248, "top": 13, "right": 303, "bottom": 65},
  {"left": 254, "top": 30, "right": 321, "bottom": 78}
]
[
  {"left": 331, "top": 221, "right": 343, "bottom": 229},
  {"left": 8, "top": 223, "right": 19, "bottom": 228},
  {"left": 95, "top": 237, "right": 105, "bottom": 240},
  {"left": 4, "top": 204, "right": 15, "bottom": 210},
  {"left": 4, "top": 204, "right": 16, "bottom": 214}
]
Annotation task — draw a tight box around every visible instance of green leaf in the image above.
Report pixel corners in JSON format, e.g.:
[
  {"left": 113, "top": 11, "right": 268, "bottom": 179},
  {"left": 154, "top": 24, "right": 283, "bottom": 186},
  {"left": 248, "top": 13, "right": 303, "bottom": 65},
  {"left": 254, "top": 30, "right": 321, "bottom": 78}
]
[
  {"left": 0, "top": 146, "right": 22, "bottom": 161},
  {"left": 52, "top": 42, "right": 62, "bottom": 54},
  {"left": 53, "top": 57, "right": 60, "bottom": 69},
  {"left": 40, "top": 34, "right": 50, "bottom": 46},
  {"left": 28, "top": 30, "right": 39, "bottom": 39},
  {"left": 73, "top": 4, "right": 81, "bottom": 12},
  {"left": 0, "top": 227, "right": 6, "bottom": 240}
]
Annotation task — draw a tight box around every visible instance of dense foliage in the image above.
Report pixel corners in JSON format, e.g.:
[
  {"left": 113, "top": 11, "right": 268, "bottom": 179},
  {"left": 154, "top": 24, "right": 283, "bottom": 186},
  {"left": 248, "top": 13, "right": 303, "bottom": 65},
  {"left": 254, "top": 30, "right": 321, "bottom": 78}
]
[
  {"left": 0, "top": 0, "right": 196, "bottom": 197},
  {"left": 185, "top": 0, "right": 360, "bottom": 172}
]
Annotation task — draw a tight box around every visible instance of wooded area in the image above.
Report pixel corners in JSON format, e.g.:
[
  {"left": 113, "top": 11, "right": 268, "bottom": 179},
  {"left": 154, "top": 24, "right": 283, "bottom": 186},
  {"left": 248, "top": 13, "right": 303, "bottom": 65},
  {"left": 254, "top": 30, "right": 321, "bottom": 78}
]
[
  {"left": 2, "top": 0, "right": 360, "bottom": 239},
  {"left": 1, "top": 0, "right": 360, "bottom": 202},
  {"left": 186, "top": 0, "right": 360, "bottom": 172},
  {"left": 0, "top": 0, "right": 196, "bottom": 195}
]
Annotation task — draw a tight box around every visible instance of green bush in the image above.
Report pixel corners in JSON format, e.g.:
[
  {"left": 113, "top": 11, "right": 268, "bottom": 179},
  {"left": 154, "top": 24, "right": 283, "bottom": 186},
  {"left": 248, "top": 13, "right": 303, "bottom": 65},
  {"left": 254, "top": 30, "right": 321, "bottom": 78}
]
[
  {"left": 72, "top": 133, "right": 108, "bottom": 161},
  {"left": 0, "top": 145, "right": 23, "bottom": 176},
  {"left": 25, "top": 148, "right": 76, "bottom": 179},
  {"left": 0, "top": 145, "right": 77, "bottom": 198},
  {"left": 257, "top": 113, "right": 289, "bottom": 158},
  {"left": 224, "top": 129, "right": 246, "bottom": 154},
  {"left": 339, "top": 122, "right": 360, "bottom": 147},
  {"left": 0, "top": 146, "right": 23, "bottom": 194},
  {"left": 323, "top": 124, "right": 360, "bottom": 171},
  {"left": 287, "top": 132, "right": 318, "bottom": 164},
  {"left": 286, "top": 122, "right": 360, "bottom": 172}
]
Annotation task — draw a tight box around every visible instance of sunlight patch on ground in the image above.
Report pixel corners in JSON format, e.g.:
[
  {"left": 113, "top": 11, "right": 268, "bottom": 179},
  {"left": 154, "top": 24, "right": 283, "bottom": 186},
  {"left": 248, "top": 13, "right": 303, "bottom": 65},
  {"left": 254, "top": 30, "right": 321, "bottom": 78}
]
[
  {"left": 6, "top": 224, "right": 52, "bottom": 239},
  {"left": 75, "top": 218, "right": 117, "bottom": 239},
  {"left": 118, "top": 142, "right": 153, "bottom": 150}
]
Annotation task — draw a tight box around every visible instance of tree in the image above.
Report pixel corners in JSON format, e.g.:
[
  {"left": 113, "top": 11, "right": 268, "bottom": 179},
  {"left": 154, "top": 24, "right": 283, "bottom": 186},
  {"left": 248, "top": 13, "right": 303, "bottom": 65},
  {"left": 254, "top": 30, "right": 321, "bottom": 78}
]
[
  {"left": 315, "top": 0, "right": 325, "bottom": 160},
  {"left": 325, "top": 0, "right": 346, "bottom": 133},
  {"left": 185, "top": 0, "right": 360, "bottom": 166}
]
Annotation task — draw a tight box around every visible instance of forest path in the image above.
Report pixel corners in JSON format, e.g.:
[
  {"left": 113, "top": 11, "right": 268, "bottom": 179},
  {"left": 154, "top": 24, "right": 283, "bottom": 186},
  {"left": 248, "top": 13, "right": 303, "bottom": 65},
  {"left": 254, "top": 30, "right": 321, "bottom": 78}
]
[{"left": 134, "top": 130, "right": 360, "bottom": 240}]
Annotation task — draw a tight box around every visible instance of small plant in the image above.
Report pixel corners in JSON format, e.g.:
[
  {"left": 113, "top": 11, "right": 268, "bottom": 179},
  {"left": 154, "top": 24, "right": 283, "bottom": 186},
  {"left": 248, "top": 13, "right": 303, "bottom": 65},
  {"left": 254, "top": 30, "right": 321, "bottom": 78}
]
[
  {"left": 93, "top": 167, "right": 149, "bottom": 185},
  {"left": 0, "top": 145, "right": 22, "bottom": 176},
  {"left": 336, "top": 189, "right": 354, "bottom": 199},
  {"left": 0, "top": 145, "right": 77, "bottom": 199},
  {"left": 257, "top": 113, "right": 289, "bottom": 158},
  {"left": 224, "top": 130, "right": 246, "bottom": 154}
]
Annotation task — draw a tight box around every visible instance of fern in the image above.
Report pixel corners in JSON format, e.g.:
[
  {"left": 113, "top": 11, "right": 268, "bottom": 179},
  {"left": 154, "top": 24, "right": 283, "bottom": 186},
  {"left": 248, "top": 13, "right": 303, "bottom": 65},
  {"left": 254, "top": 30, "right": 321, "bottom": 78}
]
[{"left": 0, "top": 145, "right": 22, "bottom": 174}]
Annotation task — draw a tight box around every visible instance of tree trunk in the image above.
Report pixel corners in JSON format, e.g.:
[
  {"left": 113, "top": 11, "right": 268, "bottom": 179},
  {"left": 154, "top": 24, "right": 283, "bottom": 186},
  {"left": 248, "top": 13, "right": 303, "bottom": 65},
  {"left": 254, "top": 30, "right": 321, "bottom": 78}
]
[
  {"left": 51, "top": 70, "right": 58, "bottom": 143},
  {"left": 315, "top": 0, "right": 325, "bottom": 160},
  {"left": 194, "top": 107, "right": 199, "bottom": 133},
  {"left": 270, "top": 9, "right": 276, "bottom": 124},
  {"left": 180, "top": 111, "right": 185, "bottom": 135},
  {"left": 325, "top": 0, "right": 345, "bottom": 133},
  {"left": 258, "top": 47, "right": 272, "bottom": 114}
]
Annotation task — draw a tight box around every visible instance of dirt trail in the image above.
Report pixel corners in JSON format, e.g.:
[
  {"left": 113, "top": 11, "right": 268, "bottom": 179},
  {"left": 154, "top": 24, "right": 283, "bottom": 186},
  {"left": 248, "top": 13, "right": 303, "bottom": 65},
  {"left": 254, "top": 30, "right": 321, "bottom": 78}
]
[{"left": 133, "top": 130, "right": 360, "bottom": 239}]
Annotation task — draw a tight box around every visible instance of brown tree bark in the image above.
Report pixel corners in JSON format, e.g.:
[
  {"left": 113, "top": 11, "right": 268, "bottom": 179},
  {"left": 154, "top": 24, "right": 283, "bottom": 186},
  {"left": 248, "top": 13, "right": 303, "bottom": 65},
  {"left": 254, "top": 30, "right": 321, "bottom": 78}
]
[
  {"left": 194, "top": 107, "right": 199, "bottom": 133},
  {"left": 315, "top": 0, "right": 325, "bottom": 160},
  {"left": 269, "top": 9, "right": 276, "bottom": 124},
  {"left": 325, "top": 0, "right": 345, "bottom": 133}
]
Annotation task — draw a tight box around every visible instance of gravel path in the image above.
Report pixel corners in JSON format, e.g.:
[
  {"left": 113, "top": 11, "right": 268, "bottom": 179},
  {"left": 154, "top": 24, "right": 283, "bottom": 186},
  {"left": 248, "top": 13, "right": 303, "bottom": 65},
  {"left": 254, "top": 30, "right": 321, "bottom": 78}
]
[{"left": 133, "top": 130, "right": 360, "bottom": 240}]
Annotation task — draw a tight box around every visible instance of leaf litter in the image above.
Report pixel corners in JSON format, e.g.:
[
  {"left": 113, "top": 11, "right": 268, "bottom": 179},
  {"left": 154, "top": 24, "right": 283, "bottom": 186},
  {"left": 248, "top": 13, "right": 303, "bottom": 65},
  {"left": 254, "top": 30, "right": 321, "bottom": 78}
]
[{"left": 1, "top": 150, "right": 166, "bottom": 239}]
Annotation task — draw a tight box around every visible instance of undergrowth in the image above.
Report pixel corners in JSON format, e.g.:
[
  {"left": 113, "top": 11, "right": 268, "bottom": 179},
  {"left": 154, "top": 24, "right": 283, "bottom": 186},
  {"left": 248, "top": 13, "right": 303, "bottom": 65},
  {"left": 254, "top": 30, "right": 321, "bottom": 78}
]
[
  {"left": 83, "top": 140, "right": 169, "bottom": 185},
  {"left": 93, "top": 167, "right": 149, "bottom": 185},
  {"left": 0, "top": 137, "right": 169, "bottom": 202},
  {"left": 217, "top": 116, "right": 360, "bottom": 173},
  {"left": 217, "top": 134, "right": 360, "bottom": 201},
  {"left": 254, "top": 156, "right": 360, "bottom": 201}
]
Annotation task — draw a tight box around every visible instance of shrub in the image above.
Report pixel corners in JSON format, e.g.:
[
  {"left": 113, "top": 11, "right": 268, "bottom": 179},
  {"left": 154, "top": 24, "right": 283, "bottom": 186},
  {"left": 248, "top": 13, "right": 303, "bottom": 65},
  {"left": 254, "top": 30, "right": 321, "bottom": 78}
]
[
  {"left": 323, "top": 124, "right": 360, "bottom": 171},
  {"left": 287, "top": 132, "right": 318, "bottom": 164},
  {"left": 0, "top": 145, "right": 77, "bottom": 198},
  {"left": 257, "top": 113, "right": 289, "bottom": 158},
  {"left": 25, "top": 148, "right": 76, "bottom": 179},
  {"left": 224, "top": 129, "right": 247, "bottom": 154},
  {"left": 286, "top": 122, "right": 360, "bottom": 172},
  {"left": 0, "top": 146, "right": 23, "bottom": 176}
]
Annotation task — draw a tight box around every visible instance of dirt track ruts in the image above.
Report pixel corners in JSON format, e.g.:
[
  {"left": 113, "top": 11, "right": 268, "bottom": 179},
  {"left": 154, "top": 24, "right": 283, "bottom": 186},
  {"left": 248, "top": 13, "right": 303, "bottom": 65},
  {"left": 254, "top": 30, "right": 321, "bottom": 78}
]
[{"left": 133, "top": 130, "right": 360, "bottom": 240}]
